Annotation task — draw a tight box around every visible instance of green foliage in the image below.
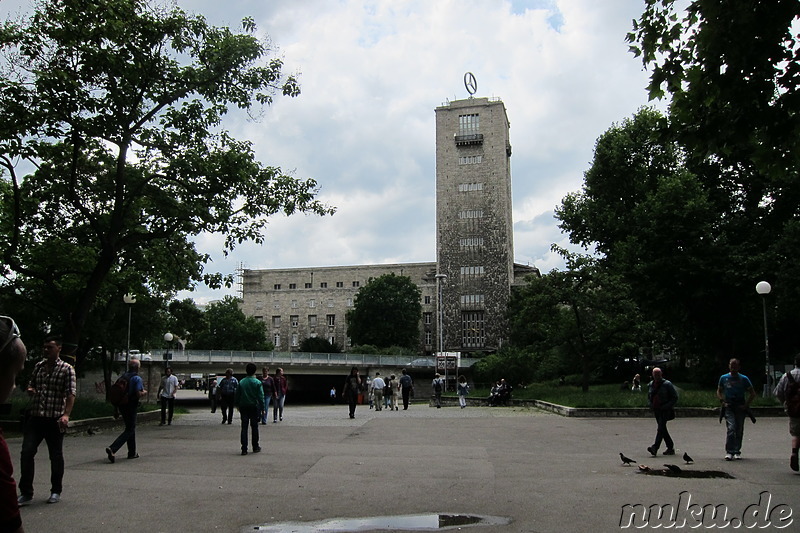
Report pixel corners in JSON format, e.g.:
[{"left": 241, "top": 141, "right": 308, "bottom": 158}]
[
  {"left": 299, "top": 336, "right": 341, "bottom": 353},
  {"left": 0, "top": 0, "right": 333, "bottom": 361},
  {"left": 190, "top": 296, "right": 272, "bottom": 351},
  {"left": 346, "top": 273, "right": 422, "bottom": 349}
]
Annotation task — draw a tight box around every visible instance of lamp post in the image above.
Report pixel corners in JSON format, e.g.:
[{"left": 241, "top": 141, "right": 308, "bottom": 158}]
[
  {"left": 123, "top": 293, "right": 136, "bottom": 371},
  {"left": 755, "top": 281, "right": 771, "bottom": 397},
  {"left": 435, "top": 273, "right": 447, "bottom": 390},
  {"left": 163, "top": 332, "right": 174, "bottom": 371}
]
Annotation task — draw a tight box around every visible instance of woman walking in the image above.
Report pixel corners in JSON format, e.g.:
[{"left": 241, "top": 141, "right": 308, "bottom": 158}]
[{"left": 457, "top": 375, "right": 469, "bottom": 409}]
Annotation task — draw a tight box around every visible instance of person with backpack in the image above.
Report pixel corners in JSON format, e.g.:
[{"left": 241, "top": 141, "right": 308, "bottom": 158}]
[
  {"left": 774, "top": 353, "right": 800, "bottom": 472},
  {"left": 105, "top": 358, "right": 146, "bottom": 463},
  {"left": 432, "top": 373, "right": 444, "bottom": 408},
  {"left": 389, "top": 374, "right": 401, "bottom": 411}
]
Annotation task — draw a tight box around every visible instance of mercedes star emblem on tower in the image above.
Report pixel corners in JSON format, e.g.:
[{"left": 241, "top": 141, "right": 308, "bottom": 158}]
[{"left": 464, "top": 72, "right": 477, "bottom": 96}]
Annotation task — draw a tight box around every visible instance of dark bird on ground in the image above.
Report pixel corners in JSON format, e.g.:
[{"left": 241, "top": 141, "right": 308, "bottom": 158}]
[
  {"left": 620, "top": 452, "right": 636, "bottom": 466},
  {"left": 663, "top": 464, "right": 682, "bottom": 474},
  {"left": 683, "top": 452, "right": 693, "bottom": 464},
  {"left": 638, "top": 464, "right": 650, "bottom": 472}
]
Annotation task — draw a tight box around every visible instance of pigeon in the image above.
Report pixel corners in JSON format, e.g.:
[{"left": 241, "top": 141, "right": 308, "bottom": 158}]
[
  {"left": 683, "top": 452, "right": 693, "bottom": 464},
  {"left": 663, "top": 464, "right": 682, "bottom": 474},
  {"left": 620, "top": 452, "right": 636, "bottom": 466},
  {"left": 638, "top": 464, "right": 651, "bottom": 472}
]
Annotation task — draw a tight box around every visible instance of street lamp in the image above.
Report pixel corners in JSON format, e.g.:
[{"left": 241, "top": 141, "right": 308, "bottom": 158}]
[
  {"left": 435, "top": 273, "right": 447, "bottom": 390},
  {"left": 755, "top": 281, "right": 771, "bottom": 397},
  {"left": 123, "top": 293, "right": 136, "bottom": 371},
  {"left": 163, "top": 332, "right": 174, "bottom": 371}
]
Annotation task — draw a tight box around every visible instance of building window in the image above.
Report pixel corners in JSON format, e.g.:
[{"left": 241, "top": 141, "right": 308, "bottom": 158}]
[
  {"left": 458, "top": 113, "right": 479, "bottom": 134},
  {"left": 291, "top": 333, "right": 299, "bottom": 347},
  {"left": 424, "top": 312, "right": 432, "bottom": 325},
  {"left": 352, "top": 281, "right": 360, "bottom": 287},
  {"left": 327, "top": 314, "right": 336, "bottom": 327},
  {"left": 308, "top": 315, "right": 317, "bottom": 328},
  {"left": 458, "top": 155, "right": 483, "bottom": 165},
  {"left": 459, "top": 237, "right": 484, "bottom": 248},
  {"left": 460, "top": 294, "right": 485, "bottom": 307},
  {"left": 346, "top": 298, "right": 353, "bottom": 307},
  {"left": 458, "top": 182, "right": 484, "bottom": 192},
  {"left": 291, "top": 299, "right": 298, "bottom": 309},
  {"left": 327, "top": 299, "right": 334, "bottom": 308},
  {"left": 336, "top": 281, "right": 344, "bottom": 288},
  {"left": 273, "top": 300, "right": 280, "bottom": 309},
  {"left": 460, "top": 266, "right": 485, "bottom": 278},
  {"left": 273, "top": 333, "right": 280, "bottom": 347},
  {"left": 289, "top": 283, "right": 297, "bottom": 289},
  {"left": 424, "top": 295, "right": 431, "bottom": 305},
  {"left": 328, "top": 335, "right": 335, "bottom": 345},
  {"left": 309, "top": 299, "right": 316, "bottom": 308},
  {"left": 462, "top": 311, "right": 485, "bottom": 348},
  {"left": 458, "top": 209, "right": 484, "bottom": 219},
  {"left": 425, "top": 331, "right": 432, "bottom": 346},
  {"left": 272, "top": 316, "right": 281, "bottom": 328},
  {"left": 273, "top": 284, "right": 281, "bottom": 290},
  {"left": 318, "top": 282, "right": 327, "bottom": 288},
  {"left": 290, "top": 315, "right": 299, "bottom": 328},
  {"left": 254, "top": 315, "right": 263, "bottom": 321},
  {"left": 255, "top": 300, "right": 263, "bottom": 310},
  {"left": 304, "top": 282, "right": 312, "bottom": 288}
]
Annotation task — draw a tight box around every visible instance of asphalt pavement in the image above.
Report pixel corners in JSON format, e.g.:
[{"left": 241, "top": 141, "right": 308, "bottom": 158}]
[{"left": 6, "top": 392, "right": 798, "bottom": 532}]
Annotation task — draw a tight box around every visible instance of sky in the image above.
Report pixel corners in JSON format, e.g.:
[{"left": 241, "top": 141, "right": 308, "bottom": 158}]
[{"left": 4, "top": 0, "right": 666, "bottom": 304}]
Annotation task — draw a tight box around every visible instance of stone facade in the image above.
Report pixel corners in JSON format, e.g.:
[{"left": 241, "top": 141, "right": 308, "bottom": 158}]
[{"left": 240, "top": 95, "right": 539, "bottom": 355}]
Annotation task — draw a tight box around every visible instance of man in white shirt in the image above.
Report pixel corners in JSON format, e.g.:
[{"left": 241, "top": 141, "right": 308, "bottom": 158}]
[
  {"left": 371, "top": 373, "right": 385, "bottom": 412},
  {"left": 157, "top": 367, "right": 179, "bottom": 426}
]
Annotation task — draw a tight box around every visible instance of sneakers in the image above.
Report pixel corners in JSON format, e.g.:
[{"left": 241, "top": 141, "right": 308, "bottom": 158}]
[
  {"left": 17, "top": 494, "right": 33, "bottom": 506},
  {"left": 791, "top": 454, "right": 799, "bottom": 472},
  {"left": 105, "top": 447, "right": 115, "bottom": 463},
  {"left": 725, "top": 453, "right": 733, "bottom": 461},
  {"left": 647, "top": 446, "right": 657, "bottom": 457},
  {"left": 733, "top": 453, "right": 741, "bottom": 460},
  {"left": 663, "top": 448, "right": 675, "bottom": 456},
  {"left": 47, "top": 493, "right": 60, "bottom": 504}
]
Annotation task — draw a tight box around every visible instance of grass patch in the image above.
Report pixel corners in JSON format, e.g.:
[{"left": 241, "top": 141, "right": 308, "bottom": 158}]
[{"left": 466, "top": 382, "right": 782, "bottom": 409}]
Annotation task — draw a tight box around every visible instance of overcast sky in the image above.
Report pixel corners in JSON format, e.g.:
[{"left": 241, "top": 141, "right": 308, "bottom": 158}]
[{"left": 5, "top": 0, "right": 665, "bottom": 304}]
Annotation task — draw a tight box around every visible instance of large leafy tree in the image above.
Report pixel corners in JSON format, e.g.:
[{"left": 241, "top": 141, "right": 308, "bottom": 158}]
[
  {"left": 190, "top": 296, "right": 271, "bottom": 351},
  {"left": 508, "top": 251, "right": 657, "bottom": 391},
  {"left": 0, "top": 0, "right": 333, "bottom": 363},
  {"left": 346, "top": 273, "right": 422, "bottom": 350}
]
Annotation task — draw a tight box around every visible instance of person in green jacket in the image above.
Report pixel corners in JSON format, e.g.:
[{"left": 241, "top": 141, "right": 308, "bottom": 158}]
[{"left": 235, "top": 363, "right": 264, "bottom": 455}]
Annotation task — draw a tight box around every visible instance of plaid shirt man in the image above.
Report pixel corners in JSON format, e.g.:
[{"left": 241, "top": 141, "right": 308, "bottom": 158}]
[{"left": 28, "top": 358, "right": 77, "bottom": 418}]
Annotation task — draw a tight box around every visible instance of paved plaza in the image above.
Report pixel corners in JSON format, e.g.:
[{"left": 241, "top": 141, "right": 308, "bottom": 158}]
[{"left": 6, "top": 399, "right": 798, "bottom": 532}]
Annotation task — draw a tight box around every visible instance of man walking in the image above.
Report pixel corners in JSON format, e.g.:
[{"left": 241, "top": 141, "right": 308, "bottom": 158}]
[
  {"left": 432, "top": 373, "right": 444, "bottom": 408},
  {"left": 157, "top": 367, "right": 179, "bottom": 426},
  {"left": 399, "top": 369, "right": 413, "bottom": 410},
  {"left": 18, "top": 334, "right": 76, "bottom": 506},
  {"left": 646, "top": 367, "right": 678, "bottom": 457},
  {"left": 106, "top": 358, "right": 146, "bottom": 463},
  {"left": 717, "top": 358, "right": 756, "bottom": 460},
  {"left": 371, "top": 373, "right": 385, "bottom": 411},
  {"left": 1, "top": 315, "right": 27, "bottom": 532},
  {"left": 773, "top": 353, "right": 800, "bottom": 471},
  {"left": 218, "top": 368, "right": 238, "bottom": 424},
  {"left": 235, "top": 363, "right": 264, "bottom": 455}
]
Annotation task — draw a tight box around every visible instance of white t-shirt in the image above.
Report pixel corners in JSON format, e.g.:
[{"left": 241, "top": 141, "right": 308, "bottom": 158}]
[
  {"left": 160, "top": 374, "right": 179, "bottom": 398},
  {"left": 371, "top": 377, "right": 385, "bottom": 390}
]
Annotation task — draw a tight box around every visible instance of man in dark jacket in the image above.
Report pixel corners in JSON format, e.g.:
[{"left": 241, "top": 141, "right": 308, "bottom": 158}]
[{"left": 647, "top": 367, "right": 678, "bottom": 457}]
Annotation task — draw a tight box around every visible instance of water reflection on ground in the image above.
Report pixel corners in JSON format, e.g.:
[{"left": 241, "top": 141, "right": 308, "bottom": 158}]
[{"left": 247, "top": 513, "right": 512, "bottom": 532}]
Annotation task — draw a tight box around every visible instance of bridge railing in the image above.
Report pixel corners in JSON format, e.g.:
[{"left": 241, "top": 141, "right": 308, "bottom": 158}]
[{"left": 163, "top": 350, "right": 477, "bottom": 368}]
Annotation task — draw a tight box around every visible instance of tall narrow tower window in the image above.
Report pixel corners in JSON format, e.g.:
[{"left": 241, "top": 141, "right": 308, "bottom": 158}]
[{"left": 458, "top": 113, "right": 480, "bottom": 134}]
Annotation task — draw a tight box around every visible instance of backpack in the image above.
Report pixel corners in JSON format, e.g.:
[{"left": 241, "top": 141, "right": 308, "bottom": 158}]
[
  {"left": 108, "top": 374, "right": 129, "bottom": 407},
  {"left": 434, "top": 379, "right": 442, "bottom": 393},
  {"left": 785, "top": 371, "right": 800, "bottom": 418}
]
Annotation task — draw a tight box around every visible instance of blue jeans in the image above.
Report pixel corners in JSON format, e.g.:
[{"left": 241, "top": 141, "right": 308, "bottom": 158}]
[
  {"left": 260, "top": 395, "right": 273, "bottom": 424},
  {"left": 19, "top": 416, "right": 65, "bottom": 496},
  {"left": 273, "top": 394, "right": 285, "bottom": 420},
  {"left": 109, "top": 404, "right": 138, "bottom": 457},
  {"left": 725, "top": 404, "right": 747, "bottom": 454},
  {"left": 240, "top": 405, "right": 260, "bottom": 452}
]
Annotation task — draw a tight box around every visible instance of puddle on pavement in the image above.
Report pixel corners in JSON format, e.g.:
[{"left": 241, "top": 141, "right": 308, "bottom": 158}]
[
  {"left": 637, "top": 468, "right": 735, "bottom": 479},
  {"left": 247, "top": 513, "right": 512, "bottom": 532}
]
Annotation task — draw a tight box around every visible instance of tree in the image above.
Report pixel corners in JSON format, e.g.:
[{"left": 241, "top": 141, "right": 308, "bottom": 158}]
[
  {"left": 190, "top": 296, "right": 271, "bottom": 351},
  {"left": 508, "top": 251, "right": 660, "bottom": 392},
  {"left": 346, "top": 273, "right": 422, "bottom": 349},
  {"left": 299, "top": 336, "right": 341, "bottom": 353},
  {"left": 0, "top": 0, "right": 333, "bottom": 363}
]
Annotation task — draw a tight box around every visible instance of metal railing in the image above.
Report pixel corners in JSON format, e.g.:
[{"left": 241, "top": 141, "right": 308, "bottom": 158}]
[{"left": 150, "top": 350, "right": 477, "bottom": 368}]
